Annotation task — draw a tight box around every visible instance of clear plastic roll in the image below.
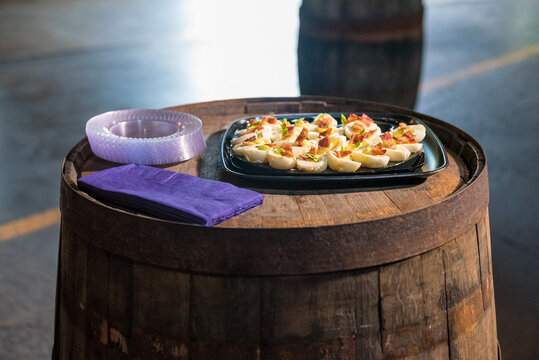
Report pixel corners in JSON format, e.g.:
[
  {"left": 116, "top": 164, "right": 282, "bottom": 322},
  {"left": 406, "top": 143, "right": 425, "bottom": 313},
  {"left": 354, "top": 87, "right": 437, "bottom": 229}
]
[{"left": 85, "top": 109, "right": 206, "bottom": 165}]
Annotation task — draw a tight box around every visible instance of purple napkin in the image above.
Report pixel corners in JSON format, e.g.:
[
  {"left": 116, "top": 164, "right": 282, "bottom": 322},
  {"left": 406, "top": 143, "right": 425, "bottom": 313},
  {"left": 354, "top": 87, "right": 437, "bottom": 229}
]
[{"left": 77, "top": 164, "right": 264, "bottom": 226}]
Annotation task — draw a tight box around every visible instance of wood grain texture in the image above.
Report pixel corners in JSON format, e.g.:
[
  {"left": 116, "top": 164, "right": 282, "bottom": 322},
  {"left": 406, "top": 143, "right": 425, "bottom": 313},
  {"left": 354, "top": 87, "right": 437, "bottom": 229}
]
[
  {"left": 58, "top": 224, "right": 74, "bottom": 360},
  {"left": 191, "top": 276, "right": 260, "bottom": 359},
  {"left": 85, "top": 245, "right": 109, "bottom": 360},
  {"left": 106, "top": 256, "right": 132, "bottom": 359},
  {"left": 380, "top": 249, "right": 450, "bottom": 359},
  {"left": 442, "top": 225, "right": 498, "bottom": 359},
  {"left": 476, "top": 214, "right": 498, "bottom": 360},
  {"left": 261, "top": 270, "right": 381, "bottom": 360},
  {"left": 131, "top": 264, "right": 190, "bottom": 360}
]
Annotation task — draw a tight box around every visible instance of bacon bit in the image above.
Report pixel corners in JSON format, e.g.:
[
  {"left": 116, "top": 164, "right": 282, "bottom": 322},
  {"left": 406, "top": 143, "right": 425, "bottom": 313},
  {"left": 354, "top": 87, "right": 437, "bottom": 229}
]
[
  {"left": 267, "top": 143, "right": 277, "bottom": 147},
  {"left": 333, "top": 150, "right": 351, "bottom": 158},
  {"left": 350, "top": 129, "right": 376, "bottom": 144},
  {"left": 320, "top": 128, "right": 332, "bottom": 137},
  {"left": 380, "top": 131, "right": 395, "bottom": 148},
  {"left": 293, "top": 127, "right": 308, "bottom": 146},
  {"left": 370, "top": 143, "right": 386, "bottom": 155},
  {"left": 318, "top": 136, "right": 331, "bottom": 148},
  {"left": 360, "top": 114, "right": 374, "bottom": 125},
  {"left": 281, "top": 143, "right": 292, "bottom": 150},
  {"left": 279, "top": 143, "right": 294, "bottom": 158},
  {"left": 249, "top": 119, "right": 257, "bottom": 124},
  {"left": 403, "top": 131, "right": 415, "bottom": 140},
  {"left": 263, "top": 116, "right": 278, "bottom": 124},
  {"left": 300, "top": 147, "right": 319, "bottom": 161},
  {"left": 347, "top": 113, "right": 361, "bottom": 122},
  {"left": 394, "top": 131, "right": 416, "bottom": 144},
  {"left": 243, "top": 135, "right": 256, "bottom": 143},
  {"left": 283, "top": 126, "right": 295, "bottom": 138},
  {"left": 350, "top": 133, "right": 363, "bottom": 144},
  {"left": 348, "top": 113, "right": 374, "bottom": 125},
  {"left": 318, "top": 117, "right": 330, "bottom": 127},
  {"left": 281, "top": 149, "right": 295, "bottom": 158},
  {"left": 352, "top": 122, "right": 366, "bottom": 132},
  {"left": 245, "top": 125, "right": 264, "bottom": 134}
]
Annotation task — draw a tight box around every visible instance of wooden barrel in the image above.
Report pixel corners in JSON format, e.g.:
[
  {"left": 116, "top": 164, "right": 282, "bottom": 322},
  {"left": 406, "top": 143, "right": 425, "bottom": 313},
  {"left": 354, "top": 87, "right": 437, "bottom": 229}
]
[
  {"left": 298, "top": 0, "right": 424, "bottom": 108},
  {"left": 54, "top": 96, "right": 499, "bottom": 359}
]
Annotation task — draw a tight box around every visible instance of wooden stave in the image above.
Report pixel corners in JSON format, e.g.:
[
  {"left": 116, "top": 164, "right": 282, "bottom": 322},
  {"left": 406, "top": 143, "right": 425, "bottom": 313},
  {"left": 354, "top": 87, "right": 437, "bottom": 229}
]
[{"left": 59, "top": 97, "right": 488, "bottom": 276}]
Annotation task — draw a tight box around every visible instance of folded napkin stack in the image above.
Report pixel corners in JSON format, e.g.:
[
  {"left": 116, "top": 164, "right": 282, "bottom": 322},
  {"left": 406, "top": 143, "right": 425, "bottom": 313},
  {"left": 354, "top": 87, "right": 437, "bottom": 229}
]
[{"left": 77, "top": 164, "right": 264, "bottom": 226}]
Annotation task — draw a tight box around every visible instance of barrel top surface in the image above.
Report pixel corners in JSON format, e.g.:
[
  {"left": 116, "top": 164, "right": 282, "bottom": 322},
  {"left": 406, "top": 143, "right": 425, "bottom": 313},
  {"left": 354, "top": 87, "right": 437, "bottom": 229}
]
[
  {"left": 61, "top": 97, "right": 489, "bottom": 275},
  {"left": 72, "top": 97, "right": 471, "bottom": 229}
]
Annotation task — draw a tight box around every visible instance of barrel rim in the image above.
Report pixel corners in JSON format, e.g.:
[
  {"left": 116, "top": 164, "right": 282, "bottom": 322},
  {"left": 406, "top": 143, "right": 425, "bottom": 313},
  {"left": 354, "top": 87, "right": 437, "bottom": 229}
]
[{"left": 60, "top": 96, "right": 489, "bottom": 275}]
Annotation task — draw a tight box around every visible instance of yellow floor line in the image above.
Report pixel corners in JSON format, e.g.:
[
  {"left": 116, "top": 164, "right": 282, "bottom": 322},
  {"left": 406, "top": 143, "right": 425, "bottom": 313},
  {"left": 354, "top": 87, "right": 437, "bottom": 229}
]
[
  {"left": 1, "top": 43, "right": 539, "bottom": 243},
  {"left": 0, "top": 208, "right": 61, "bottom": 243},
  {"left": 421, "top": 42, "right": 539, "bottom": 93}
]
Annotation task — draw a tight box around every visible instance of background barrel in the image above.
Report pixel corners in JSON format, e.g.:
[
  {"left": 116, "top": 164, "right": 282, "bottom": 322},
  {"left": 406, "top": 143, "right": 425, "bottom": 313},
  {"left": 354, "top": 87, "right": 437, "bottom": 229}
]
[
  {"left": 54, "top": 96, "right": 498, "bottom": 359},
  {"left": 298, "top": 0, "right": 424, "bottom": 108}
]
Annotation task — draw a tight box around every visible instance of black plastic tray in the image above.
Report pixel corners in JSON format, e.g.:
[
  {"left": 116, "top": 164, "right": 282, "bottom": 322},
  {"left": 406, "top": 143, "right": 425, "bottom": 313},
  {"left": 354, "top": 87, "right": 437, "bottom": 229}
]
[{"left": 220, "top": 112, "right": 447, "bottom": 183}]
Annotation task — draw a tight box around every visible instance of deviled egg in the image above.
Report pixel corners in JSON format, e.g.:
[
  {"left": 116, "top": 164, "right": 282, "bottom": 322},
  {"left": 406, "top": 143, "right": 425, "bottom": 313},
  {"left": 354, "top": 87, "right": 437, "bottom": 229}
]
[
  {"left": 296, "top": 147, "right": 328, "bottom": 173},
  {"left": 351, "top": 143, "right": 390, "bottom": 168},
  {"left": 312, "top": 113, "right": 338, "bottom": 129},
  {"left": 267, "top": 143, "right": 296, "bottom": 170},
  {"left": 379, "top": 132, "right": 411, "bottom": 161},
  {"left": 391, "top": 122, "right": 426, "bottom": 142},
  {"left": 242, "top": 144, "right": 275, "bottom": 163},
  {"left": 328, "top": 149, "right": 361, "bottom": 172},
  {"left": 343, "top": 113, "right": 380, "bottom": 139}
]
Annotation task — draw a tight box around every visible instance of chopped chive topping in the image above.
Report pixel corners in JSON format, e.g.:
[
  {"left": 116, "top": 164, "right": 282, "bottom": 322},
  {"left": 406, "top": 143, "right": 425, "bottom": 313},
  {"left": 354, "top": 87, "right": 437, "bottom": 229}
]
[
  {"left": 305, "top": 153, "right": 321, "bottom": 162},
  {"left": 340, "top": 114, "right": 347, "bottom": 126},
  {"left": 360, "top": 129, "right": 365, "bottom": 134},
  {"left": 258, "top": 145, "right": 270, "bottom": 150}
]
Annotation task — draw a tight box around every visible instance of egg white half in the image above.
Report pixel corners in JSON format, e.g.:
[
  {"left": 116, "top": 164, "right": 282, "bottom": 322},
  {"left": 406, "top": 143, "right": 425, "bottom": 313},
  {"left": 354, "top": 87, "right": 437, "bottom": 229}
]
[
  {"left": 232, "top": 144, "right": 256, "bottom": 157},
  {"left": 400, "top": 143, "right": 423, "bottom": 153},
  {"left": 242, "top": 147, "right": 269, "bottom": 163},
  {"left": 384, "top": 146, "right": 411, "bottom": 161},
  {"left": 296, "top": 154, "right": 328, "bottom": 173},
  {"left": 351, "top": 151, "right": 390, "bottom": 168}
]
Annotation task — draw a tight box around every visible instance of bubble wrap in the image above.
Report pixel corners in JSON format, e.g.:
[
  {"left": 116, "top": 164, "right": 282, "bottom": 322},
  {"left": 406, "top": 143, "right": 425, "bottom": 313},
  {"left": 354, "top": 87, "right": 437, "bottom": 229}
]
[{"left": 85, "top": 109, "right": 206, "bottom": 165}]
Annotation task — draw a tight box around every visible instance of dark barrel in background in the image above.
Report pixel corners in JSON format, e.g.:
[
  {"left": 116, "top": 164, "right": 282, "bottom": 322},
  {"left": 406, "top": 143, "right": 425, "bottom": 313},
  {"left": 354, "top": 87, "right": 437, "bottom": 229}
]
[{"left": 298, "top": 0, "right": 424, "bottom": 108}]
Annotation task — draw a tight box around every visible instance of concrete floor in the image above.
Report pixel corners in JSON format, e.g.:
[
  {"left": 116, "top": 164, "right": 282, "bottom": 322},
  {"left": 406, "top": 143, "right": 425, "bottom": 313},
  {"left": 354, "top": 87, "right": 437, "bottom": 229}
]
[{"left": 0, "top": 0, "right": 538, "bottom": 359}]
